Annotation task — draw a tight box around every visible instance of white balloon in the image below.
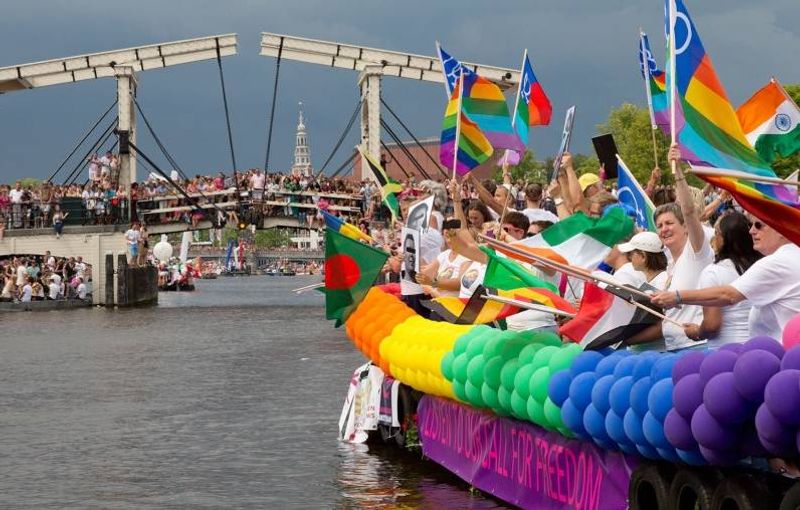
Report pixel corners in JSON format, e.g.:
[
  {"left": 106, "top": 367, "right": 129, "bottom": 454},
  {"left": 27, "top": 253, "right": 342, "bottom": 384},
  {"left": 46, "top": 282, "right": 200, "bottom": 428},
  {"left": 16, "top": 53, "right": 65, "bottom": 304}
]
[{"left": 153, "top": 240, "right": 173, "bottom": 262}]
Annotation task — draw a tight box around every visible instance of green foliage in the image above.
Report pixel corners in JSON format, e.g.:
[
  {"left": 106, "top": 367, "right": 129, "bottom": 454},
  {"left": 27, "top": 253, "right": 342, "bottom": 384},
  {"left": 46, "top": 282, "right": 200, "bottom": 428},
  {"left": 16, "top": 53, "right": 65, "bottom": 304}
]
[
  {"left": 492, "top": 150, "right": 548, "bottom": 183},
  {"left": 19, "top": 177, "right": 41, "bottom": 188},
  {"left": 253, "top": 228, "right": 291, "bottom": 248},
  {"left": 596, "top": 103, "right": 669, "bottom": 184}
]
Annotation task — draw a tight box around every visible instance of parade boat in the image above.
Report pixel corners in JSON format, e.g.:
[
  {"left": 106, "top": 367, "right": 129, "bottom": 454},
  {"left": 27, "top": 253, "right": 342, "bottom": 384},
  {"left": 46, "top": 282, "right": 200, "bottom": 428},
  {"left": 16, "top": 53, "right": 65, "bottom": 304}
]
[{"left": 0, "top": 297, "right": 92, "bottom": 312}]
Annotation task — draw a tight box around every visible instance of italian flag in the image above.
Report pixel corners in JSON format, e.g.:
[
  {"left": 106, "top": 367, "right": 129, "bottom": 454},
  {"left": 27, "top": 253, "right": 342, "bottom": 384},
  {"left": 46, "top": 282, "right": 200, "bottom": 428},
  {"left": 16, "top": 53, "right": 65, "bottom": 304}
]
[
  {"left": 513, "top": 208, "right": 634, "bottom": 270},
  {"left": 737, "top": 79, "right": 800, "bottom": 163}
]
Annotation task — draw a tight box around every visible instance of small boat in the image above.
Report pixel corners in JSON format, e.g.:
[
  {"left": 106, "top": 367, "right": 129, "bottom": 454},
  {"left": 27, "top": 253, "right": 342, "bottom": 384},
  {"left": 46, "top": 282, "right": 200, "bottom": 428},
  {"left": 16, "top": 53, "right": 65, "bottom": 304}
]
[{"left": 159, "top": 281, "right": 196, "bottom": 292}]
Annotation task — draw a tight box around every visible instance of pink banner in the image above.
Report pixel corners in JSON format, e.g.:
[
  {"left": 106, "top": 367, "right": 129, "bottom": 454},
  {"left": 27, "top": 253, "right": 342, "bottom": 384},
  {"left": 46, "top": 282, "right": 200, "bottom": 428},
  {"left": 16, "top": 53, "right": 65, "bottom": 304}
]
[{"left": 417, "top": 396, "right": 637, "bottom": 510}]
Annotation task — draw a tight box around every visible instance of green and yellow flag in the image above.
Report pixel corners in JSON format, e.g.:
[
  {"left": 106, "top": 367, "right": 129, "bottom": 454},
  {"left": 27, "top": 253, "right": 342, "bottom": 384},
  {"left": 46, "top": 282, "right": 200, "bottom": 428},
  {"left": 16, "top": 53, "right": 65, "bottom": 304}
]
[
  {"left": 360, "top": 147, "right": 402, "bottom": 222},
  {"left": 325, "top": 229, "right": 389, "bottom": 327}
]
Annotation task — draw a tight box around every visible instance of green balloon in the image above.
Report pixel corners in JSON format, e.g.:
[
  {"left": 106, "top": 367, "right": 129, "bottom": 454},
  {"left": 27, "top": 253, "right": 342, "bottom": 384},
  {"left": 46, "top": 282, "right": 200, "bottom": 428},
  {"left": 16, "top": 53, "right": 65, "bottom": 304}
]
[
  {"left": 557, "top": 426, "right": 574, "bottom": 439},
  {"left": 548, "top": 344, "right": 582, "bottom": 373},
  {"left": 441, "top": 351, "right": 455, "bottom": 381},
  {"left": 527, "top": 397, "right": 547, "bottom": 426},
  {"left": 513, "top": 363, "right": 537, "bottom": 400},
  {"left": 467, "top": 355, "right": 487, "bottom": 387},
  {"left": 481, "top": 383, "right": 500, "bottom": 410},
  {"left": 530, "top": 366, "right": 552, "bottom": 403},
  {"left": 466, "top": 334, "right": 489, "bottom": 358},
  {"left": 483, "top": 356, "right": 505, "bottom": 389},
  {"left": 452, "top": 331, "right": 473, "bottom": 356},
  {"left": 543, "top": 398, "right": 564, "bottom": 430},
  {"left": 518, "top": 343, "right": 545, "bottom": 365},
  {"left": 510, "top": 391, "right": 528, "bottom": 420},
  {"left": 482, "top": 335, "right": 505, "bottom": 359},
  {"left": 532, "top": 345, "right": 559, "bottom": 369},
  {"left": 500, "top": 359, "right": 520, "bottom": 390},
  {"left": 465, "top": 380, "right": 486, "bottom": 408},
  {"left": 499, "top": 335, "right": 531, "bottom": 360},
  {"left": 453, "top": 381, "right": 468, "bottom": 402},
  {"left": 498, "top": 386, "right": 513, "bottom": 414},
  {"left": 452, "top": 353, "right": 470, "bottom": 383},
  {"left": 532, "top": 330, "right": 563, "bottom": 347}
]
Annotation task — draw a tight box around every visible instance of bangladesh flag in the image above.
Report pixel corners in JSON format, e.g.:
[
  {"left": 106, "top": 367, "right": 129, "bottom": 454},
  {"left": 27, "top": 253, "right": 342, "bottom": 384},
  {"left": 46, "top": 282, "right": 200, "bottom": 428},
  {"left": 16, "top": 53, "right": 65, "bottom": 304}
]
[{"left": 325, "top": 229, "right": 389, "bottom": 327}]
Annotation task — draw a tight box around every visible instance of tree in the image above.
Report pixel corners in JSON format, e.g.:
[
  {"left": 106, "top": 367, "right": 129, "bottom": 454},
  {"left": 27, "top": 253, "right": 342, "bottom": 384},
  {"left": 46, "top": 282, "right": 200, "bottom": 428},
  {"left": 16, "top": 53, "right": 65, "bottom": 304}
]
[
  {"left": 491, "top": 150, "right": 548, "bottom": 183},
  {"left": 253, "top": 228, "right": 291, "bottom": 248},
  {"left": 596, "top": 103, "right": 670, "bottom": 184}
]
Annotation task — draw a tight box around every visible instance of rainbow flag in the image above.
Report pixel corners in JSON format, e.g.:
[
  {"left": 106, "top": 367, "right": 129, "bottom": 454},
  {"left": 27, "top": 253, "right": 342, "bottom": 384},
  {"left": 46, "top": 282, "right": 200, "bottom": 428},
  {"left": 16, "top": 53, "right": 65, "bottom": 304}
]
[
  {"left": 638, "top": 31, "right": 668, "bottom": 134},
  {"left": 692, "top": 165, "right": 800, "bottom": 246},
  {"left": 321, "top": 209, "right": 373, "bottom": 244},
  {"left": 665, "top": 0, "right": 774, "bottom": 178},
  {"left": 440, "top": 76, "right": 494, "bottom": 175},
  {"left": 737, "top": 79, "right": 800, "bottom": 164}
]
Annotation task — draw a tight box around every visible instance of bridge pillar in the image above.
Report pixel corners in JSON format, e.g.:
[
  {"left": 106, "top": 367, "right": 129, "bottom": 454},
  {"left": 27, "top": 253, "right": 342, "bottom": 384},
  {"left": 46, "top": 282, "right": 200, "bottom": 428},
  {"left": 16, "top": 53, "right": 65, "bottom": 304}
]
[
  {"left": 358, "top": 66, "right": 382, "bottom": 182},
  {"left": 116, "top": 67, "right": 137, "bottom": 217}
]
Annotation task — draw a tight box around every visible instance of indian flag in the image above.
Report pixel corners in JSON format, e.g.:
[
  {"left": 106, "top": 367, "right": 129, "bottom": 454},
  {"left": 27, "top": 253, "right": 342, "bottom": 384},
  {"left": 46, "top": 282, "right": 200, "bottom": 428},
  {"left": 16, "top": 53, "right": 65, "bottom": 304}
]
[
  {"left": 737, "top": 79, "right": 800, "bottom": 163},
  {"left": 513, "top": 208, "right": 634, "bottom": 270}
]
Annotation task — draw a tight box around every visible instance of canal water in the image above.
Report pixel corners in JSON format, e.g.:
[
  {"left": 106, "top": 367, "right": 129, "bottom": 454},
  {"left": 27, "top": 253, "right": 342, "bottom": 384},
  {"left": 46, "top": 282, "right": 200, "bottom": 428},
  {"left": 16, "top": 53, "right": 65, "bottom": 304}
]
[{"left": 0, "top": 276, "right": 507, "bottom": 509}]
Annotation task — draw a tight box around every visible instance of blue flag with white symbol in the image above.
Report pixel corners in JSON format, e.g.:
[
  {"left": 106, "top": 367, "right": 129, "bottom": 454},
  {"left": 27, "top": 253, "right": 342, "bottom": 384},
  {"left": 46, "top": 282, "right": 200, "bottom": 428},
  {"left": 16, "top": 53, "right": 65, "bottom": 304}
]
[
  {"left": 436, "top": 42, "right": 475, "bottom": 97},
  {"left": 616, "top": 156, "right": 656, "bottom": 231}
]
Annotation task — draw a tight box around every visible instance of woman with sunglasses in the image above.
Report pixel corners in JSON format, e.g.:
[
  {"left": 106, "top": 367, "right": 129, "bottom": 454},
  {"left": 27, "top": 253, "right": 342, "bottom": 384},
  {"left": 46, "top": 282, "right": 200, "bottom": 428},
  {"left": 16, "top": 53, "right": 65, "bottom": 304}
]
[
  {"left": 652, "top": 214, "right": 800, "bottom": 340},
  {"left": 681, "top": 212, "right": 761, "bottom": 346}
]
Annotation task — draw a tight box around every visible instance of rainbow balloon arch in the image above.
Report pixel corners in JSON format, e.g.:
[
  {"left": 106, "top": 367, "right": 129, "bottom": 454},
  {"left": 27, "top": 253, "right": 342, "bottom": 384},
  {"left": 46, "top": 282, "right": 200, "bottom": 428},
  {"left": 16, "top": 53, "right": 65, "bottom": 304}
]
[{"left": 346, "top": 286, "right": 800, "bottom": 467}]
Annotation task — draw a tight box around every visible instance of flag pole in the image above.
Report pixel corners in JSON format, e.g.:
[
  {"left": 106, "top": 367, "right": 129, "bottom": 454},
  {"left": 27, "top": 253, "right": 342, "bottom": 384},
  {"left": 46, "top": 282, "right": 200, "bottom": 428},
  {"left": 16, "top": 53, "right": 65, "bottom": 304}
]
[
  {"left": 639, "top": 29, "right": 662, "bottom": 173},
  {"left": 668, "top": 0, "right": 678, "bottom": 177},
  {"left": 452, "top": 72, "right": 465, "bottom": 180},
  {"left": 688, "top": 166, "right": 800, "bottom": 187},
  {"left": 482, "top": 294, "right": 576, "bottom": 319}
]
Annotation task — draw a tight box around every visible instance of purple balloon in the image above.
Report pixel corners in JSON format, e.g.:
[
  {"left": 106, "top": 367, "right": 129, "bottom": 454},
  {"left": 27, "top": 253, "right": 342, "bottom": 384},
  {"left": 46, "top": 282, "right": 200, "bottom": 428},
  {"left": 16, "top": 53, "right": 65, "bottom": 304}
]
[
  {"left": 755, "top": 403, "right": 795, "bottom": 445},
  {"left": 740, "top": 425, "right": 769, "bottom": 458},
  {"left": 691, "top": 404, "right": 740, "bottom": 451},
  {"left": 699, "top": 445, "right": 741, "bottom": 465},
  {"left": 665, "top": 408, "right": 696, "bottom": 450},
  {"left": 672, "top": 351, "right": 707, "bottom": 384},
  {"left": 673, "top": 373, "right": 705, "bottom": 420},
  {"left": 782, "top": 346, "right": 800, "bottom": 370},
  {"left": 733, "top": 349, "right": 781, "bottom": 403},
  {"left": 764, "top": 369, "right": 800, "bottom": 425},
  {"left": 648, "top": 378, "right": 674, "bottom": 422},
  {"left": 719, "top": 343, "right": 744, "bottom": 354},
  {"left": 759, "top": 433, "right": 797, "bottom": 457},
  {"left": 742, "top": 335, "right": 785, "bottom": 359},
  {"left": 699, "top": 350, "right": 738, "bottom": 384},
  {"left": 704, "top": 372, "right": 752, "bottom": 424}
]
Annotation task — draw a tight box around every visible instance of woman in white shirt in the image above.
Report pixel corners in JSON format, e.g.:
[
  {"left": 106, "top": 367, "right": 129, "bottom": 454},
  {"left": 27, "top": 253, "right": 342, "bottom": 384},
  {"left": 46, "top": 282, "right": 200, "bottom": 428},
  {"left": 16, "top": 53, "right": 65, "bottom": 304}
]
[{"left": 683, "top": 212, "right": 761, "bottom": 346}]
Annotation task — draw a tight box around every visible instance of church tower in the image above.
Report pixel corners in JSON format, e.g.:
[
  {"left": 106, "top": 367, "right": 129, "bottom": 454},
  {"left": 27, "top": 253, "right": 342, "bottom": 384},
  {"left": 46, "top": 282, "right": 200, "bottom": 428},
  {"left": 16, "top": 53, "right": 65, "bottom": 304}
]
[{"left": 291, "top": 101, "right": 312, "bottom": 177}]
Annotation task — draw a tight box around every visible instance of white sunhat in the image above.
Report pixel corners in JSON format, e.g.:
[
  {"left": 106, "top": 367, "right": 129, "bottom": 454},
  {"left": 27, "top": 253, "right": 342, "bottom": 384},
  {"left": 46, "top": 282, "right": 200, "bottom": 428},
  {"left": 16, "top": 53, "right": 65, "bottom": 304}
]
[{"left": 618, "top": 231, "right": 663, "bottom": 254}]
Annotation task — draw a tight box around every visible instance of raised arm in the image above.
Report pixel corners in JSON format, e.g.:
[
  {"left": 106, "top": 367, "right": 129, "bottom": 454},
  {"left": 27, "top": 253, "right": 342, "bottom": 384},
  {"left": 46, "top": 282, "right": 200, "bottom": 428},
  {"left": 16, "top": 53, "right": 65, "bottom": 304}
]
[{"left": 669, "top": 144, "right": 706, "bottom": 253}]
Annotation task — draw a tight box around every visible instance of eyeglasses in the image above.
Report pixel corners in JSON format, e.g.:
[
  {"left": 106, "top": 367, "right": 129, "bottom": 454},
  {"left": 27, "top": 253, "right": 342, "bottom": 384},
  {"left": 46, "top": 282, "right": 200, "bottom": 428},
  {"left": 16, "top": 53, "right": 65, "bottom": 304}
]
[{"left": 749, "top": 220, "right": 765, "bottom": 231}]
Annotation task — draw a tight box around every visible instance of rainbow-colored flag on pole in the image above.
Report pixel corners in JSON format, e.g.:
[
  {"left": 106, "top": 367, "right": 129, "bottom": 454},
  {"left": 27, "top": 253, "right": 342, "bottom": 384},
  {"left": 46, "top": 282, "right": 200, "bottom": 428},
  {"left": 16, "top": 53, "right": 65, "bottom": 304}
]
[
  {"left": 665, "top": 0, "right": 774, "bottom": 178},
  {"left": 638, "top": 31, "right": 668, "bottom": 134},
  {"left": 440, "top": 73, "right": 494, "bottom": 176}
]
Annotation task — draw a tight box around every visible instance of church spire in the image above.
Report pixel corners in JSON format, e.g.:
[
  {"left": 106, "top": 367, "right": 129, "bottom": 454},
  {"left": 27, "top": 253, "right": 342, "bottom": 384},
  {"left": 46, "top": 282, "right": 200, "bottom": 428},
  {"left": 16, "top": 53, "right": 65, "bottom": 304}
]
[{"left": 292, "top": 101, "right": 312, "bottom": 177}]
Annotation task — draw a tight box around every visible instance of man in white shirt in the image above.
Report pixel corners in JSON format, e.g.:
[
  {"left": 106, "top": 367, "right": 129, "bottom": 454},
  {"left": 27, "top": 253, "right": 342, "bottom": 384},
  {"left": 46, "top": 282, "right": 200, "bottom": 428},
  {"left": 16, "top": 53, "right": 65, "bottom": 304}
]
[
  {"left": 652, "top": 215, "right": 800, "bottom": 339},
  {"left": 20, "top": 277, "right": 32, "bottom": 302},
  {"left": 250, "top": 169, "right": 266, "bottom": 200},
  {"left": 48, "top": 274, "right": 63, "bottom": 300},
  {"left": 16, "top": 259, "right": 27, "bottom": 287},
  {"left": 76, "top": 277, "right": 88, "bottom": 300},
  {"left": 9, "top": 182, "right": 24, "bottom": 227},
  {"left": 125, "top": 223, "right": 141, "bottom": 265}
]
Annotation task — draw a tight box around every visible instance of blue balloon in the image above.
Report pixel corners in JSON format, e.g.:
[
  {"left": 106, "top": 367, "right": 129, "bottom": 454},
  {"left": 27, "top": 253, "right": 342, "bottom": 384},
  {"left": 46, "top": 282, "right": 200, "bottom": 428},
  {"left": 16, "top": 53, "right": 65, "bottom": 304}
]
[
  {"left": 624, "top": 408, "right": 647, "bottom": 445},
  {"left": 569, "top": 351, "right": 605, "bottom": 377},
  {"left": 568, "top": 372, "right": 597, "bottom": 411},
  {"left": 595, "top": 349, "right": 632, "bottom": 376},
  {"left": 650, "top": 354, "right": 679, "bottom": 381},
  {"left": 609, "top": 376, "right": 635, "bottom": 416},
  {"left": 632, "top": 352, "right": 660, "bottom": 380},
  {"left": 676, "top": 448, "right": 707, "bottom": 466},
  {"left": 560, "top": 399, "right": 588, "bottom": 439},
  {"left": 648, "top": 378, "right": 675, "bottom": 422},
  {"left": 618, "top": 443, "right": 639, "bottom": 456},
  {"left": 643, "top": 411, "right": 670, "bottom": 449},
  {"left": 591, "top": 375, "right": 616, "bottom": 415},
  {"left": 583, "top": 404, "right": 611, "bottom": 443},
  {"left": 636, "top": 443, "right": 660, "bottom": 460},
  {"left": 547, "top": 369, "right": 572, "bottom": 407},
  {"left": 606, "top": 410, "right": 631, "bottom": 447},
  {"left": 613, "top": 355, "right": 639, "bottom": 378},
  {"left": 630, "top": 376, "right": 654, "bottom": 416},
  {"left": 656, "top": 447, "right": 681, "bottom": 463}
]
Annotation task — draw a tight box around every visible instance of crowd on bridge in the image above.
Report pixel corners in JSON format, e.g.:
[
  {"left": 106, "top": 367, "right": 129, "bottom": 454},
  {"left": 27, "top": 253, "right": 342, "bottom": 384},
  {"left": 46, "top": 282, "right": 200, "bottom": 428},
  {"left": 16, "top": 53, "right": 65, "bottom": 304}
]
[{"left": 0, "top": 252, "right": 90, "bottom": 303}]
